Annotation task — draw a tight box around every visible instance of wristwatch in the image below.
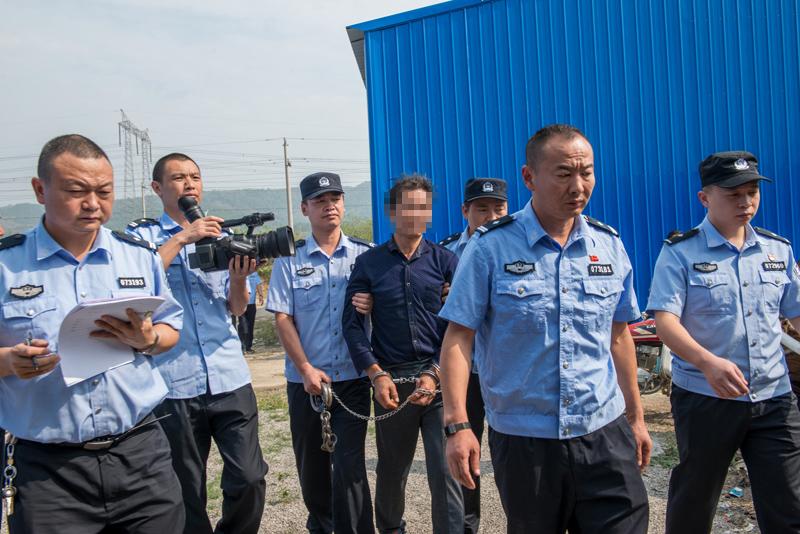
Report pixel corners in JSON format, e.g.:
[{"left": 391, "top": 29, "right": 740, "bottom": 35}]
[{"left": 444, "top": 422, "right": 471, "bottom": 437}]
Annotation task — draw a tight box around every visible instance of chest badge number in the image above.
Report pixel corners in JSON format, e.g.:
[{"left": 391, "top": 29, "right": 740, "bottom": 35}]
[
  {"left": 296, "top": 267, "right": 315, "bottom": 277},
  {"left": 588, "top": 264, "right": 614, "bottom": 276},
  {"left": 762, "top": 261, "right": 786, "bottom": 272},
  {"left": 504, "top": 261, "right": 535, "bottom": 275},
  {"left": 693, "top": 263, "right": 718, "bottom": 273},
  {"left": 118, "top": 277, "right": 146, "bottom": 289},
  {"left": 9, "top": 284, "right": 44, "bottom": 299}
]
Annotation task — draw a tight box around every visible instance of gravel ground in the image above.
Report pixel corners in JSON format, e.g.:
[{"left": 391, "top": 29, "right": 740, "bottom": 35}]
[{"left": 201, "top": 390, "right": 761, "bottom": 534}]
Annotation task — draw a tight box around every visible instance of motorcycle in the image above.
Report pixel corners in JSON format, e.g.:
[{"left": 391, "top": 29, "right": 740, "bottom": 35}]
[{"left": 629, "top": 313, "right": 672, "bottom": 395}]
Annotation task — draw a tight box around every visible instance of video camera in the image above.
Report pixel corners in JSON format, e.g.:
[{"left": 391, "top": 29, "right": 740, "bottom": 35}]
[{"left": 178, "top": 196, "right": 295, "bottom": 272}]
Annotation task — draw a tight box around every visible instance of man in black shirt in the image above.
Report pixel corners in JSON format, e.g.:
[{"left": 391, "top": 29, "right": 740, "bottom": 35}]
[{"left": 343, "top": 175, "right": 463, "bottom": 534}]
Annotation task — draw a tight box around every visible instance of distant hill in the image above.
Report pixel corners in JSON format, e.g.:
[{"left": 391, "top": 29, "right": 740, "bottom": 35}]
[{"left": 0, "top": 182, "right": 374, "bottom": 238}]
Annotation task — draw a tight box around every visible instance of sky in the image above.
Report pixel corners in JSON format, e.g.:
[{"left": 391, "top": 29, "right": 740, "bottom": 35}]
[{"left": 0, "top": 0, "right": 435, "bottom": 208}]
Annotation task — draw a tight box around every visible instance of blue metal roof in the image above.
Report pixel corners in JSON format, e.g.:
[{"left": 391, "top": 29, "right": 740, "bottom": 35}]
[{"left": 349, "top": 0, "right": 800, "bottom": 300}]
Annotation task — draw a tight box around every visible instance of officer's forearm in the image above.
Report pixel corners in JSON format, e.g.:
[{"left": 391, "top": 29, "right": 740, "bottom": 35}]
[
  {"left": 227, "top": 276, "right": 249, "bottom": 316},
  {"left": 610, "top": 322, "right": 644, "bottom": 421},
  {"left": 789, "top": 316, "right": 800, "bottom": 334},
  {"left": 440, "top": 322, "right": 475, "bottom": 424},
  {"left": 654, "top": 311, "right": 718, "bottom": 371},
  {"left": 156, "top": 233, "right": 187, "bottom": 269},
  {"left": 274, "top": 312, "right": 313, "bottom": 372},
  {"left": 0, "top": 347, "right": 13, "bottom": 377}
]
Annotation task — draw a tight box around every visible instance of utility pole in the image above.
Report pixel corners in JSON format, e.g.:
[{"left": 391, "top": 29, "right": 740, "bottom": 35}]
[
  {"left": 118, "top": 110, "right": 152, "bottom": 217},
  {"left": 283, "top": 137, "right": 294, "bottom": 231}
]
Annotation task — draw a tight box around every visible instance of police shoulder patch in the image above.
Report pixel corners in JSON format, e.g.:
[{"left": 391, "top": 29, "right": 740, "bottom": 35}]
[
  {"left": 349, "top": 236, "right": 375, "bottom": 248},
  {"left": 665, "top": 228, "right": 700, "bottom": 246},
  {"left": 476, "top": 215, "right": 514, "bottom": 236},
  {"left": 438, "top": 232, "right": 461, "bottom": 247},
  {"left": 0, "top": 234, "right": 26, "bottom": 251},
  {"left": 754, "top": 227, "right": 791, "bottom": 245},
  {"left": 126, "top": 217, "right": 159, "bottom": 230},
  {"left": 111, "top": 230, "right": 157, "bottom": 251},
  {"left": 295, "top": 239, "right": 306, "bottom": 248},
  {"left": 584, "top": 216, "right": 619, "bottom": 237}
]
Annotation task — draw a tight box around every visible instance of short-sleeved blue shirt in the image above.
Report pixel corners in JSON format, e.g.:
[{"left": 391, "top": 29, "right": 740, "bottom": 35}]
[
  {"left": 647, "top": 216, "right": 800, "bottom": 401},
  {"left": 440, "top": 201, "right": 640, "bottom": 439}
]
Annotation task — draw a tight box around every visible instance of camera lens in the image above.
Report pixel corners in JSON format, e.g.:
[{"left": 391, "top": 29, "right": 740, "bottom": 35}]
[{"left": 255, "top": 226, "right": 295, "bottom": 259}]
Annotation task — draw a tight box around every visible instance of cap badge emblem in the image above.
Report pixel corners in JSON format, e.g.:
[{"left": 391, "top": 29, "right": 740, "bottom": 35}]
[
  {"left": 318, "top": 176, "right": 330, "bottom": 187},
  {"left": 482, "top": 182, "right": 494, "bottom": 192},
  {"left": 734, "top": 158, "right": 749, "bottom": 171}
]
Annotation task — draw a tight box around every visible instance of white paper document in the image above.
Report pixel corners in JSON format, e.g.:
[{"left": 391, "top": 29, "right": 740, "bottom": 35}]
[{"left": 58, "top": 296, "right": 165, "bottom": 386}]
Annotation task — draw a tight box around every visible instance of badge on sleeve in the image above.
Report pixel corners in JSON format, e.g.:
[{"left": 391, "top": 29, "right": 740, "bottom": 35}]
[
  {"left": 504, "top": 261, "right": 535, "bottom": 275},
  {"left": 693, "top": 263, "right": 718, "bottom": 273},
  {"left": 296, "top": 267, "right": 315, "bottom": 277},
  {"left": 118, "top": 277, "right": 146, "bottom": 288},
  {"left": 588, "top": 264, "right": 614, "bottom": 276},
  {"left": 762, "top": 261, "right": 786, "bottom": 272},
  {"left": 9, "top": 284, "right": 44, "bottom": 299}
]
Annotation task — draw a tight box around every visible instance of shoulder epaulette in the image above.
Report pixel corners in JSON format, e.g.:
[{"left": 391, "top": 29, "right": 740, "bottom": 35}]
[
  {"left": 476, "top": 215, "right": 514, "bottom": 235},
  {"left": 126, "top": 217, "right": 159, "bottom": 230},
  {"left": 112, "top": 230, "right": 157, "bottom": 251},
  {"left": 0, "top": 234, "right": 26, "bottom": 251},
  {"left": 584, "top": 215, "right": 619, "bottom": 237},
  {"left": 754, "top": 227, "right": 791, "bottom": 245},
  {"left": 349, "top": 236, "right": 375, "bottom": 248},
  {"left": 438, "top": 232, "right": 461, "bottom": 247},
  {"left": 665, "top": 228, "right": 700, "bottom": 246},
  {"left": 295, "top": 239, "right": 306, "bottom": 248}
]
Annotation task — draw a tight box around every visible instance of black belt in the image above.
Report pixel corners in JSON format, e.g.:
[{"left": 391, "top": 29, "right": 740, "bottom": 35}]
[{"left": 17, "top": 413, "right": 170, "bottom": 451}]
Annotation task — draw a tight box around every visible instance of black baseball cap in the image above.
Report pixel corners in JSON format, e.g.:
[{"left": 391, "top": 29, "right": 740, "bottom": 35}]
[
  {"left": 464, "top": 178, "right": 508, "bottom": 202},
  {"left": 699, "top": 151, "right": 772, "bottom": 188},
  {"left": 300, "top": 172, "right": 344, "bottom": 200}
]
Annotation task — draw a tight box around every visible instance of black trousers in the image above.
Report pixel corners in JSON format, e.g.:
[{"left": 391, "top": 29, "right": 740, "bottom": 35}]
[
  {"left": 154, "top": 383, "right": 268, "bottom": 534},
  {"left": 666, "top": 386, "right": 800, "bottom": 534},
  {"left": 9, "top": 419, "right": 184, "bottom": 534},
  {"left": 489, "top": 415, "right": 649, "bottom": 534},
  {"left": 463, "top": 372, "right": 485, "bottom": 534},
  {"left": 234, "top": 304, "right": 257, "bottom": 351},
  {"left": 287, "top": 378, "right": 374, "bottom": 534},
  {"left": 373, "top": 382, "right": 464, "bottom": 534}
]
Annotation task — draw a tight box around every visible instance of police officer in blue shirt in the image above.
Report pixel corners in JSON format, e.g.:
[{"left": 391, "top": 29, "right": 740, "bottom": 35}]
[
  {"left": 267, "top": 172, "right": 375, "bottom": 534},
  {"left": 438, "top": 177, "right": 507, "bottom": 534},
  {"left": 648, "top": 151, "right": 800, "bottom": 533},
  {"left": 439, "top": 125, "right": 651, "bottom": 534},
  {"left": 127, "top": 153, "right": 267, "bottom": 534},
  {"left": 0, "top": 134, "right": 185, "bottom": 533}
]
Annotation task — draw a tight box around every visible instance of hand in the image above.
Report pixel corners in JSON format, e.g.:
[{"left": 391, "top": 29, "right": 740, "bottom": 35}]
[
  {"left": 300, "top": 363, "right": 331, "bottom": 396},
  {"left": 351, "top": 292, "right": 373, "bottom": 315},
  {"left": 699, "top": 355, "right": 749, "bottom": 398},
  {"left": 373, "top": 374, "right": 399, "bottom": 410},
  {"left": 627, "top": 415, "right": 652, "bottom": 470},
  {"left": 91, "top": 308, "right": 157, "bottom": 351},
  {"left": 179, "top": 216, "right": 223, "bottom": 245},
  {"left": 0, "top": 340, "right": 60, "bottom": 379},
  {"left": 441, "top": 282, "right": 451, "bottom": 303},
  {"left": 229, "top": 255, "right": 257, "bottom": 281},
  {"left": 409, "top": 374, "right": 437, "bottom": 406},
  {"left": 446, "top": 429, "right": 481, "bottom": 489}
]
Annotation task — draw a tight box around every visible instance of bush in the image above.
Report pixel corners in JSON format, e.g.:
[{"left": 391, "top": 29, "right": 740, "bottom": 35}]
[{"left": 254, "top": 314, "right": 281, "bottom": 348}]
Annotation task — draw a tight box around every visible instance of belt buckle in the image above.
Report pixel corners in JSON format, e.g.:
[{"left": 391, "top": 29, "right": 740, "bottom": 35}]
[{"left": 82, "top": 438, "right": 114, "bottom": 451}]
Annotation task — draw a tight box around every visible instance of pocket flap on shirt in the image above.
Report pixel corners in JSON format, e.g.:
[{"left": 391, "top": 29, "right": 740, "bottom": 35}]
[
  {"left": 2, "top": 296, "right": 57, "bottom": 319},
  {"left": 759, "top": 270, "right": 790, "bottom": 287},
  {"left": 582, "top": 278, "right": 624, "bottom": 297},
  {"left": 292, "top": 276, "right": 323, "bottom": 290},
  {"left": 496, "top": 278, "right": 545, "bottom": 298},
  {"left": 688, "top": 272, "right": 729, "bottom": 288}
]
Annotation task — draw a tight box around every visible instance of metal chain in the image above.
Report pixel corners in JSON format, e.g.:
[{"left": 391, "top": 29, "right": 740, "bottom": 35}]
[{"left": 2, "top": 433, "right": 18, "bottom": 517}]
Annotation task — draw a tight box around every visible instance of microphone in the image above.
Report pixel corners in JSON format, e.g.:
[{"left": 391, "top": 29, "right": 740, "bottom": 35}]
[{"left": 178, "top": 196, "right": 204, "bottom": 223}]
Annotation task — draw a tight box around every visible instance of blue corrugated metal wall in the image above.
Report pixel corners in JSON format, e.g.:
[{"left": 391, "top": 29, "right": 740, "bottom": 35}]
[{"left": 350, "top": 0, "right": 800, "bottom": 299}]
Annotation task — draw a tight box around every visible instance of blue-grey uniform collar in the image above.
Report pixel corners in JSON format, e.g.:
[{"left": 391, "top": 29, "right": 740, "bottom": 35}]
[
  {"left": 699, "top": 216, "right": 758, "bottom": 250},
  {"left": 518, "top": 199, "right": 590, "bottom": 249},
  {"left": 159, "top": 211, "right": 182, "bottom": 233},
  {"left": 306, "top": 231, "right": 357, "bottom": 257},
  {"left": 35, "top": 220, "right": 112, "bottom": 262},
  {"left": 456, "top": 226, "right": 471, "bottom": 250}
]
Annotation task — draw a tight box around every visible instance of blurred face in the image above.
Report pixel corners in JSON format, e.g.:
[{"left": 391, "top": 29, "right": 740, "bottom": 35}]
[
  {"left": 463, "top": 198, "right": 507, "bottom": 233},
  {"left": 390, "top": 188, "right": 432, "bottom": 237},
  {"left": 699, "top": 181, "right": 760, "bottom": 228},
  {"left": 32, "top": 153, "right": 114, "bottom": 237},
  {"left": 522, "top": 135, "right": 595, "bottom": 224},
  {"left": 301, "top": 192, "right": 344, "bottom": 232},
  {"left": 152, "top": 158, "right": 203, "bottom": 213}
]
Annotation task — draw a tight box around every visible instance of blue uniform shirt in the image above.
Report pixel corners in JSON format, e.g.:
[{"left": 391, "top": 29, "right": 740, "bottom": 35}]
[
  {"left": 0, "top": 223, "right": 183, "bottom": 443},
  {"left": 647, "top": 217, "right": 800, "bottom": 401},
  {"left": 439, "top": 201, "right": 640, "bottom": 439},
  {"left": 127, "top": 212, "right": 251, "bottom": 399},
  {"left": 247, "top": 272, "right": 260, "bottom": 305},
  {"left": 267, "top": 233, "right": 372, "bottom": 383}
]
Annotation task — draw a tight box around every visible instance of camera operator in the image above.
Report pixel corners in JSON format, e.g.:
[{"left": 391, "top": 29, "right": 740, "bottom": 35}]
[{"left": 126, "top": 152, "right": 267, "bottom": 534}]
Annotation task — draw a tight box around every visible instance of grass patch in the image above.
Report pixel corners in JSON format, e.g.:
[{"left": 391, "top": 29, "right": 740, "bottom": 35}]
[
  {"left": 264, "top": 429, "right": 293, "bottom": 456},
  {"left": 254, "top": 315, "right": 281, "bottom": 348},
  {"left": 258, "top": 389, "right": 289, "bottom": 412},
  {"left": 206, "top": 470, "right": 223, "bottom": 502},
  {"left": 268, "top": 487, "right": 297, "bottom": 506},
  {"left": 651, "top": 431, "right": 679, "bottom": 470}
]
